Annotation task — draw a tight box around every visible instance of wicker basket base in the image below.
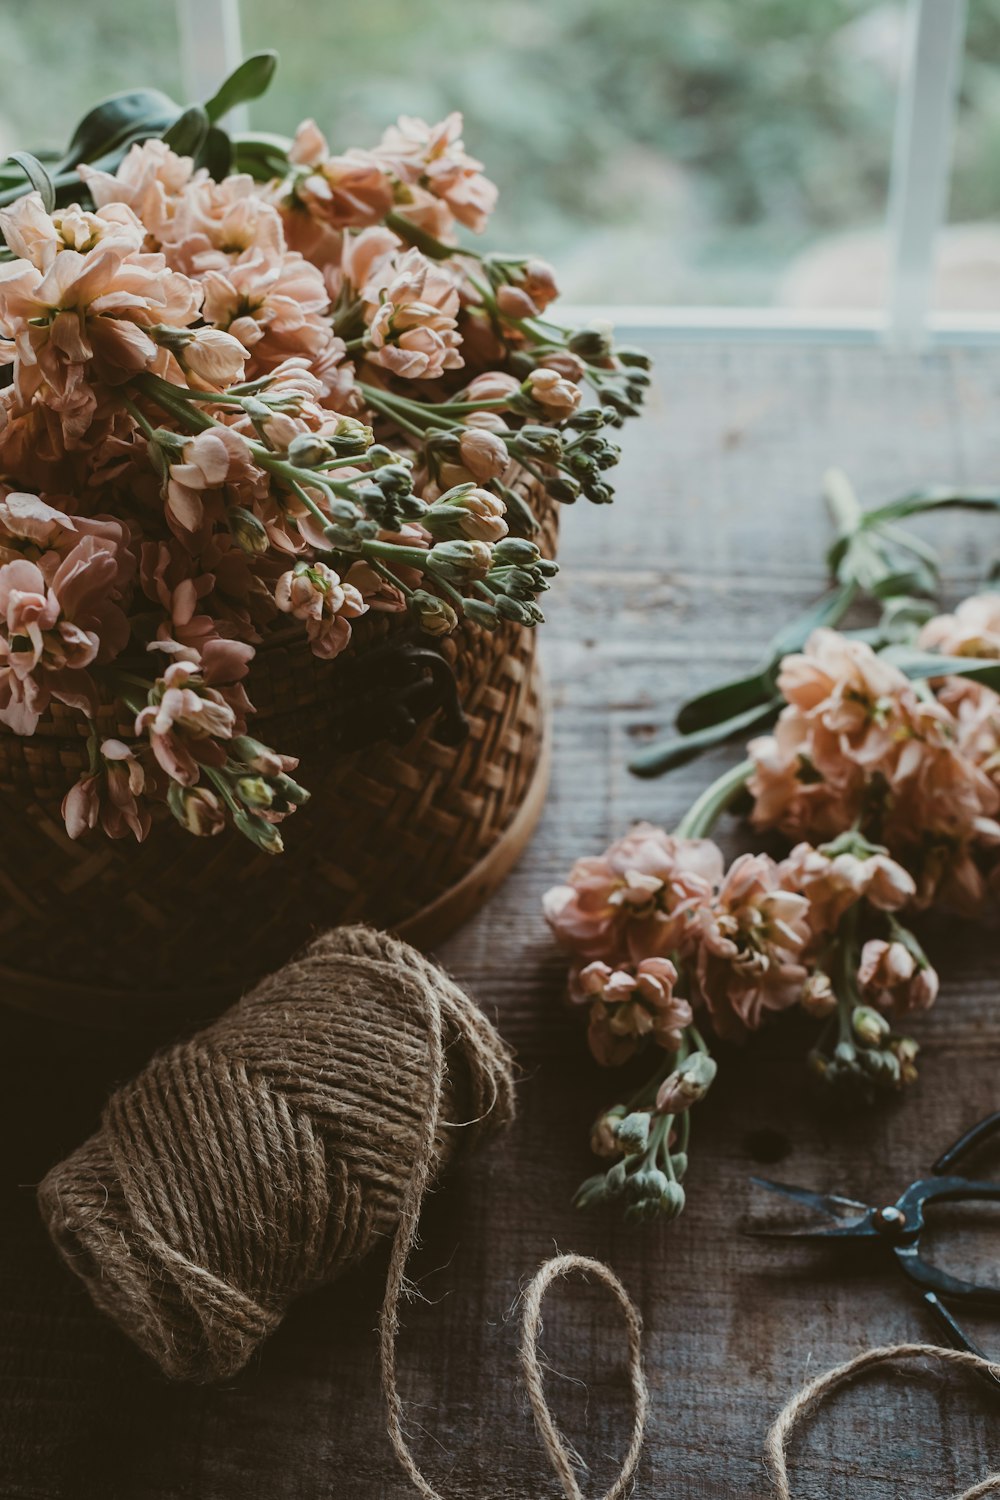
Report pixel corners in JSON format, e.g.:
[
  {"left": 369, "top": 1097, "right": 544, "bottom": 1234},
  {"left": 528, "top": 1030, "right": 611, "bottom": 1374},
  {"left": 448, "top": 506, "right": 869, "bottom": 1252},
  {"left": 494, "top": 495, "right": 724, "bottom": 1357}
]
[{"left": 0, "top": 709, "right": 550, "bottom": 1035}]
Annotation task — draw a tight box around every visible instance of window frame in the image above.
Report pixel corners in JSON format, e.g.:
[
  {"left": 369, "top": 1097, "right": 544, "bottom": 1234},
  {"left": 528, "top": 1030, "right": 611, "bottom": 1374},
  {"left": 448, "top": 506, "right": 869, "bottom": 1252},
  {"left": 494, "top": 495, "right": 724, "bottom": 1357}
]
[{"left": 181, "top": 0, "right": 980, "bottom": 349}]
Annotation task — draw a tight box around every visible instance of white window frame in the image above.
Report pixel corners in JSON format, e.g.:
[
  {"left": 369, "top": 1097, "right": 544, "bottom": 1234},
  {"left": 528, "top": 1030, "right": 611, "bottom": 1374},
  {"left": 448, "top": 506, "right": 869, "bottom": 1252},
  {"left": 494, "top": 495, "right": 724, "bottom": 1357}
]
[{"left": 179, "top": 0, "right": 983, "bottom": 349}]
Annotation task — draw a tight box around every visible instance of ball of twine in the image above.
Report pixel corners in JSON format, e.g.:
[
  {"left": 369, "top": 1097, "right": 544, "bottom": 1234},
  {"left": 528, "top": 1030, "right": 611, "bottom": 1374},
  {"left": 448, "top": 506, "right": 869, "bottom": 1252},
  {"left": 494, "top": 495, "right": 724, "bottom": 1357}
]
[{"left": 37, "top": 924, "right": 514, "bottom": 1385}]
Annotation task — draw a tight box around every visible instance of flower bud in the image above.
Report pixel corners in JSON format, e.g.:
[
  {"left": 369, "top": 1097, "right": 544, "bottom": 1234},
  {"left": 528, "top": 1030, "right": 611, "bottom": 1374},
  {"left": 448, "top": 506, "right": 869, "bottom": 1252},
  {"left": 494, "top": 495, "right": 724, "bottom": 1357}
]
[
  {"left": 614, "top": 1111, "right": 651, "bottom": 1155},
  {"left": 590, "top": 1106, "right": 626, "bottom": 1159},
  {"left": 658, "top": 1181, "right": 686, "bottom": 1221},
  {"left": 655, "top": 1051, "right": 718, "bottom": 1114},
  {"left": 670, "top": 1151, "right": 688, "bottom": 1181},
  {"left": 167, "top": 783, "right": 226, "bottom": 838},
  {"left": 537, "top": 350, "right": 586, "bottom": 382},
  {"left": 573, "top": 1174, "right": 609, "bottom": 1210},
  {"left": 410, "top": 589, "right": 459, "bottom": 637},
  {"left": 233, "top": 809, "right": 284, "bottom": 854},
  {"left": 330, "top": 415, "right": 374, "bottom": 455},
  {"left": 801, "top": 970, "right": 837, "bottom": 1019},
  {"left": 231, "top": 736, "right": 298, "bottom": 778},
  {"left": 496, "top": 284, "right": 539, "bottom": 319},
  {"left": 229, "top": 505, "right": 269, "bottom": 555},
  {"left": 568, "top": 322, "right": 614, "bottom": 359},
  {"left": 458, "top": 427, "right": 510, "bottom": 483},
  {"left": 236, "top": 775, "right": 274, "bottom": 810},
  {"left": 605, "top": 1160, "right": 628, "bottom": 1198},
  {"left": 427, "top": 538, "right": 492, "bottom": 583},
  {"left": 288, "top": 432, "right": 335, "bottom": 468},
  {"left": 852, "top": 1005, "right": 891, "bottom": 1048},
  {"left": 626, "top": 1167, "right": 669, "bottom": 1203}
]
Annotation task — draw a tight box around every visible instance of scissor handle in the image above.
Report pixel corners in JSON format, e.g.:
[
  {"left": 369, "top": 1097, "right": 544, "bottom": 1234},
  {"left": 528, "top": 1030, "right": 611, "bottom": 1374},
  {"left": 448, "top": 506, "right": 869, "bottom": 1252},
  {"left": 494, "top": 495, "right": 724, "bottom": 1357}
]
[
  {"left": 934, "top": 1111, "right": 1000, "bottom": 1175},
  {"left": 894, "top": 1175, "right": 1000, "bottom": 1307}
]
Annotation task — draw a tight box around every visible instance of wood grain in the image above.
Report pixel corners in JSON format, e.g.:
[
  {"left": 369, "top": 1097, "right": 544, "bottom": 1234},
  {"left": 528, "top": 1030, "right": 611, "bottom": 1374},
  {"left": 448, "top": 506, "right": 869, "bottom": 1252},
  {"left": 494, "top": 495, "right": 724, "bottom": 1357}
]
[{"left": 2, "top": 338, "right": 1000, "bottom": 1499}]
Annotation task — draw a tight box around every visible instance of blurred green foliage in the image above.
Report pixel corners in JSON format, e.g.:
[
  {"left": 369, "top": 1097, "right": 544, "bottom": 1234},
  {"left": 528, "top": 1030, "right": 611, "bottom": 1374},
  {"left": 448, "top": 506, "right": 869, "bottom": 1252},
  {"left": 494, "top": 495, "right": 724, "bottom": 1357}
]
[{"left": 2, "top": 0, "right": 998, "bottom": 302}]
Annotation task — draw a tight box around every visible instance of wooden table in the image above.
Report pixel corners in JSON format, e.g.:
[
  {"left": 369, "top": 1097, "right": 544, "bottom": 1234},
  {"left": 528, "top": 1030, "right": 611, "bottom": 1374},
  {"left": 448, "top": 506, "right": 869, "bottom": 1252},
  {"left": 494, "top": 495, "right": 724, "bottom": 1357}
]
[{"left": 3, "top": 337, "right": 999, "bottom": 1499}]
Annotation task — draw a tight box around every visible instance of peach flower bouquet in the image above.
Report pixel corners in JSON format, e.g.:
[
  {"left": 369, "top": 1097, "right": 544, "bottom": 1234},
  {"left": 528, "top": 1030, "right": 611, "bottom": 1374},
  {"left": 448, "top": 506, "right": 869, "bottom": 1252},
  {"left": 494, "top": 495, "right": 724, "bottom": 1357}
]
[
  {"left": 0, "top": 53, "right": 648, "bottom": 851},
  {"left": 546, "top": 471, "right": 1000, "bottom": 1223}
]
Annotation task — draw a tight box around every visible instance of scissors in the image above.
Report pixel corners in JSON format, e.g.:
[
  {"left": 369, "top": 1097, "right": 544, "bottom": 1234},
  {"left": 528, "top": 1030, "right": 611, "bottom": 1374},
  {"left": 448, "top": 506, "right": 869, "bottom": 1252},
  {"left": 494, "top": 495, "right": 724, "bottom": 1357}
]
[{"left": 751, "top": 1111, "right": 1000, "bottom": 1387}]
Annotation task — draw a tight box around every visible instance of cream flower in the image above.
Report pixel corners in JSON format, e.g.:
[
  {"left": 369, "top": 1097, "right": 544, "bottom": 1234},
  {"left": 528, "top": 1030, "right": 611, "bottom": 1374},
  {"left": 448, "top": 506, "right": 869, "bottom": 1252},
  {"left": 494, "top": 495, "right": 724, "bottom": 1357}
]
[{"left": 275, "top": 561, "right": 368, "bottom": 660}]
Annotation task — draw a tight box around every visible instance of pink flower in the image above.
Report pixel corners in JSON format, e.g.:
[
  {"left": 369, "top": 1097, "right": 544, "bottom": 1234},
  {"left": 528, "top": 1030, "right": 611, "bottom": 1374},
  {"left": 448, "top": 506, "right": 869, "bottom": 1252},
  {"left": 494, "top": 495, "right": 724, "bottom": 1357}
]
[
  {"left": 363, "top": 248, "right": 463, "bottom": 380},
  {"left": 0, "top": 532, "right": 131, "bottom": 734},
  {"left": 165, "top": 425, "right": 259, "bottom": 533},
  {"left": 0, "top": 193, "right": 201, "bottom": 445},
  {"left": 543, "top": 823, "right": 724, "bottom": 963},
  {"left": 274, "top": 561, "right": 368, "bottom": 659},
  {"left": 919, "top": 593, "right": 1000, "bottom": 660},
  {"left": 200, "top": 247, "right": 337, "bottom": 377},
  {"left": 79, "top": 139, "right": 199, "bottom": 248},
  {"left": 288, "top": 121, "right": 395, "bottom": 232},
  {"left": 136, "top": 639, "right": 254, "bottom": 785},
  {"left": 458, "top": 425, "right": 510, "bottom": 483},
  {"left": 778, "top": 840, "right": 916, "bottom": 938},
  {"left": 462, "top": 371, "right": 520, "bottom": 404},
  {"left": 857, "top": 939, "right": 939, "bottom": 1016},
  {"left": 525, "top": 367, "right": 582, "bottom": 416},
  {"left": 571, "top": 957, "right": 689, "bottom": 1066},
  {"left": 375, "top": 113, "right": 498, "bottom": 234},
  {"left": 62, "top": 738, "right": 150, "bottom": 842},
  {"left": 692, "top": 853, "right": 812, "bottom": 1038}
]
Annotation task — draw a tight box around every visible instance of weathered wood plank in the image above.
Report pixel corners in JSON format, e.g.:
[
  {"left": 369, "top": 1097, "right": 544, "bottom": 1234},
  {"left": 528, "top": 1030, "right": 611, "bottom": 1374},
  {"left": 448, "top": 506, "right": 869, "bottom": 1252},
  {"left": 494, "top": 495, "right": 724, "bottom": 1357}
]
[{"left": 2, "top": 339, "right": 1000, "bottom": 1499}]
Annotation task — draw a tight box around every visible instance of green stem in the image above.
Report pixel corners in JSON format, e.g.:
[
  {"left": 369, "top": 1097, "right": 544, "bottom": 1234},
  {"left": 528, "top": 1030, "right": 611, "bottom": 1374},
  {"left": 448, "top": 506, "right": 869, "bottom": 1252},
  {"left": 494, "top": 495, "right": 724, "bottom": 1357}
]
[{"left": 674, "top": 758, "right": 753, "bottom": 839}]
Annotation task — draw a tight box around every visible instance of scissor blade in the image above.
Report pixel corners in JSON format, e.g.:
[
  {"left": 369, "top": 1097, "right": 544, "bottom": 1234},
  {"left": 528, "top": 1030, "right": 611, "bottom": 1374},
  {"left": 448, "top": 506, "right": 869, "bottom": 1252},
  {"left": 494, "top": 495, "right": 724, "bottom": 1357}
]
[{"left": 749, "top": 1176, "right": 873, "bottom": 1237}]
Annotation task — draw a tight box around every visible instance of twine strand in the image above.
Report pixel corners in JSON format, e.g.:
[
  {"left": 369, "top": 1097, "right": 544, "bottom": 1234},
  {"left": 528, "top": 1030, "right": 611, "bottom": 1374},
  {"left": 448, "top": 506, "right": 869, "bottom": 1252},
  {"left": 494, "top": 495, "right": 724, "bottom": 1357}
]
[
  {"left": 377, "top": 972, "right": 649, "bottom": 1500},
  {"left": 766, "top": 1342, "right": 1000, "bottom": 1500}
]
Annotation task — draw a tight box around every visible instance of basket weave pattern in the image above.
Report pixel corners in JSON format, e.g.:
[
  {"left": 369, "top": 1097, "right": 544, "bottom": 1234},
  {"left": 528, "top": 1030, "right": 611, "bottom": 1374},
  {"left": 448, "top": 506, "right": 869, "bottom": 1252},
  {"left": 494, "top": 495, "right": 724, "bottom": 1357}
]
[{"left": 0, "top": 485, "right": 556, "bottom": 1013}]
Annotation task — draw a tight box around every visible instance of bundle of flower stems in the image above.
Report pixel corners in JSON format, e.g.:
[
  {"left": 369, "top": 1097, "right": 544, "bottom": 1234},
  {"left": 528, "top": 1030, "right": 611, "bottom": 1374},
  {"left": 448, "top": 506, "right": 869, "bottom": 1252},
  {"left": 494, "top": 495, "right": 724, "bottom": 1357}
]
[
  {"left": 0, "top": 53, "right": 647, "bottom": 850},
  {"left": 545, "top": 472, "right": 1000, "bottom": 1221}
]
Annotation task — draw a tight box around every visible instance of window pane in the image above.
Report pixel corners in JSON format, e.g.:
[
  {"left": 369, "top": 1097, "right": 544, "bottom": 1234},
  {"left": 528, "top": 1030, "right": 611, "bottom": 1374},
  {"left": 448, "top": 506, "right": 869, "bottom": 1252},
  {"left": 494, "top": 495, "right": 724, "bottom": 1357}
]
[
  {"left": 937, "top": 0, "right": 1000, "bottom": 313},
  {"left": 242, "top": 0, "right": 902, "bottom": 307},
  {"left": 0, "top": 0, "right": 184, "bottom": 155}
]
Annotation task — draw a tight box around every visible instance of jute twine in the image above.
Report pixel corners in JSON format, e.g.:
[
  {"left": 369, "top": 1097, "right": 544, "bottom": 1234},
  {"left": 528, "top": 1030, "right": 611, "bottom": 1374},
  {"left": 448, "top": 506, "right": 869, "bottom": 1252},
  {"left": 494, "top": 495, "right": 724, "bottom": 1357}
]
[
  {"left": 37, "top": 925, "right": 515, "bottom": 1384},
  {"left": 34, "top": 922, "right": 998, "bottom": 1497}
]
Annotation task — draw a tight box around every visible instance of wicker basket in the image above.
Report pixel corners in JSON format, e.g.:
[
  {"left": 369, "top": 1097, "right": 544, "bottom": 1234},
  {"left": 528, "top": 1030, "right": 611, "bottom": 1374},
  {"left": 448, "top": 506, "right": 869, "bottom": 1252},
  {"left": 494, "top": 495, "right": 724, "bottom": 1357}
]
[{"left": 0, "top": 485, "right": 557, "bottom": 1030}]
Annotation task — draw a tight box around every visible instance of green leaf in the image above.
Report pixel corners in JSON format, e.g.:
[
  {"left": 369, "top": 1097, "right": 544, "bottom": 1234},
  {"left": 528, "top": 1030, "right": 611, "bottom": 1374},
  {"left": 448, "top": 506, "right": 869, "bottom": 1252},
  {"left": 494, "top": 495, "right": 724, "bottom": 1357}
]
[
  {"left": 55, "top": 87, "right": 182, "bottom": 172},
  {"left": 162, "top": 105, "right": 210, "bottom": 158},
  {"left": 630, "top": 700, "right": 780, "bottom": 779},
  {"left": 5, "top": 152, "right": 55, "bottom": 211},
  {"left": 880, "top": 647, "right": 1000, "bottom": 690},
  {"left": 675, "top": 671, "right": 773, "bottom": 736},
  {"left": 863, "top": 490, "right": 1000, "bottom": 526},
  {"left": 197, "top": 125, "right": 234, "bottom": 181},
  {"left": 232, "top": 131, "right": 293, "bottom": 181},
  {"left": 769, "top": 582, "right": 856, "bottom": 656},
  {"left": 203, "top": 51, "right": 278, "bottom": 122}
]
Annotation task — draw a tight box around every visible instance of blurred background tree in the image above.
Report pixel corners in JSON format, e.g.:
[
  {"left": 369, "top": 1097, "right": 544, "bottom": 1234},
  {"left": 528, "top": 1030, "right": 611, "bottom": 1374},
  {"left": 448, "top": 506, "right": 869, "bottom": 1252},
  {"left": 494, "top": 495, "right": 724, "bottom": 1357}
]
[{"left": 3, "top": 0, "right": 998, "bottom": 306}]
